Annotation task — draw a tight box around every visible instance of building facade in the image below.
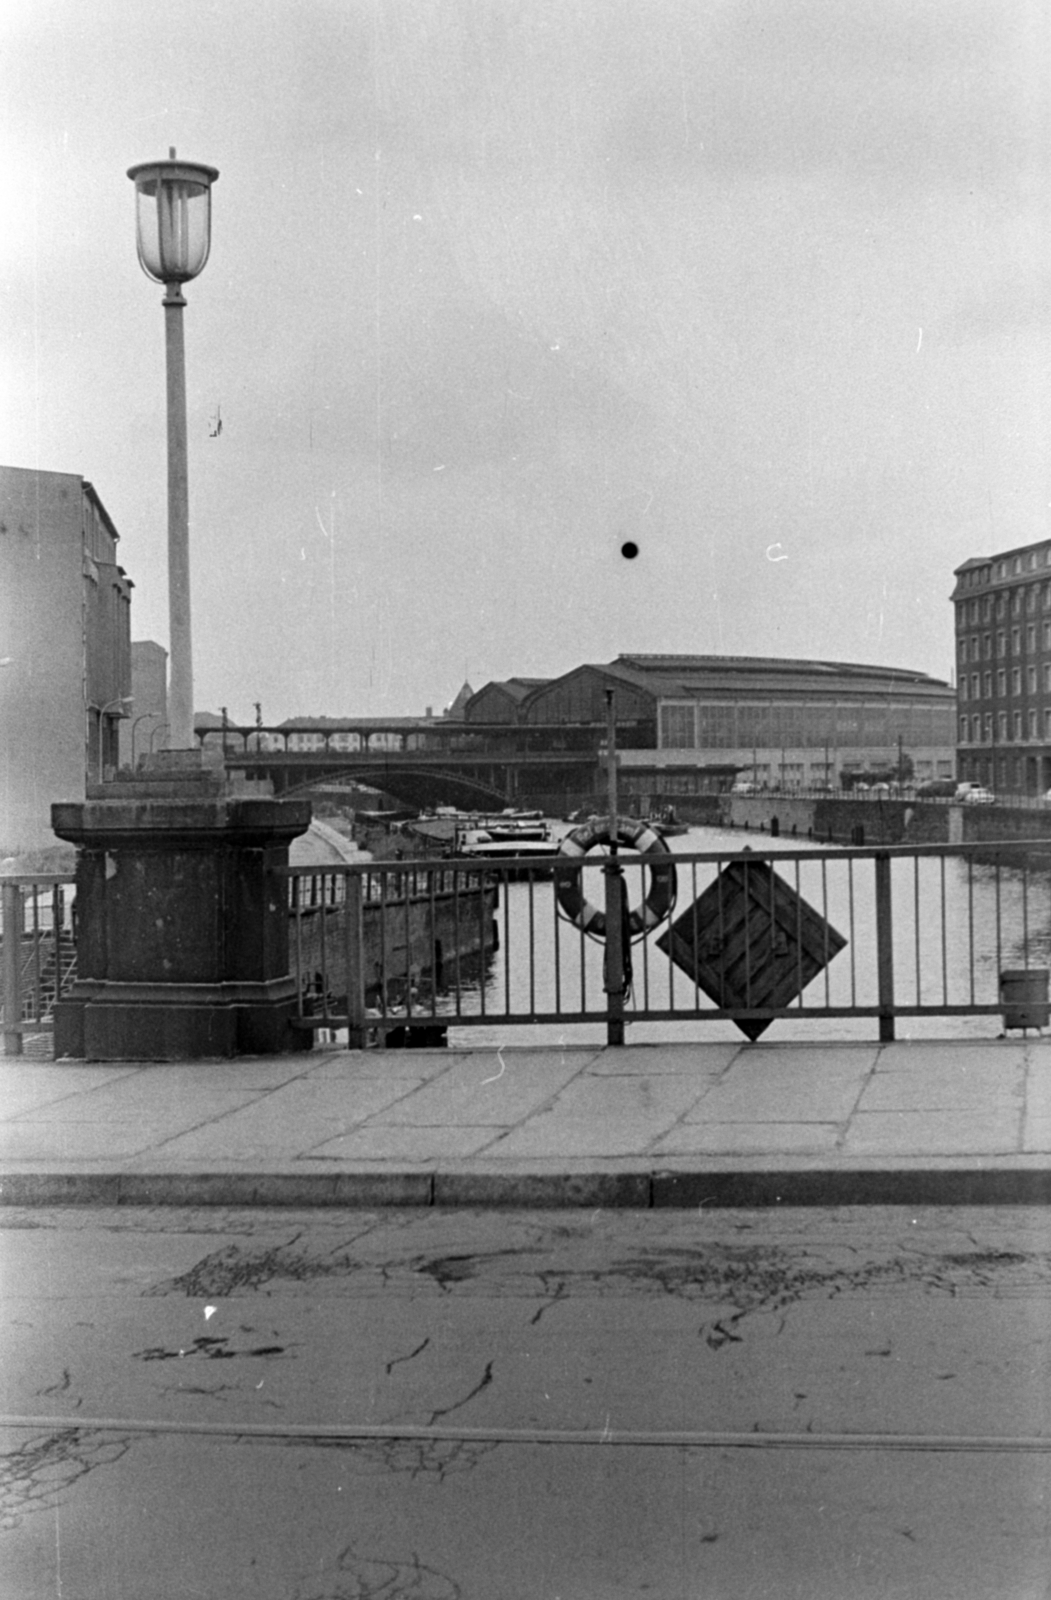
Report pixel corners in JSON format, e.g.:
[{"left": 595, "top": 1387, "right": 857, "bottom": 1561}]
[
  {"left": 1, "top": 465, "right": 132, "bottom": 854},
  {"left": 953, "top": 541, "right": 1051, "bottom": 793},
  {"left": 466, "top": 655, "right": 955, "bottom": 795},
  {"left": 119, "top": 640, "right": 168, "bottom": 768}
]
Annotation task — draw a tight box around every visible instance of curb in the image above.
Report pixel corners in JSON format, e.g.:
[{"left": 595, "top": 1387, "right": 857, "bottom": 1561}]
[{"left": 2, "top": 1166, "right": 1051, "bottom": 1208}]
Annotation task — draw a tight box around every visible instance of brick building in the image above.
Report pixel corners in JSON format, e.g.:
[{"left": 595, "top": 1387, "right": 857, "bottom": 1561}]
[{"left": 953, "top": 540, "right": 1051, "bottom": 793}]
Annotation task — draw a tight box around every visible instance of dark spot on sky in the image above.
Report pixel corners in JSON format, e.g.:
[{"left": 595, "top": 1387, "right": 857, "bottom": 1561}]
[{"left": 621, "top": 541, "right": 638, "bottom": 560}]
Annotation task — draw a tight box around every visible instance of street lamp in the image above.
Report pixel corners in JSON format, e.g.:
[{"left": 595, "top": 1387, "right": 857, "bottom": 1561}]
[
  {"left": 130, "top": 712, "right": 162, "bottom": 763},
  {"left": 127, "top": 149, "right": 219, "bottom": 753},
  {"left": 149, "top": 722, "right": 171, "bottom": 753}
]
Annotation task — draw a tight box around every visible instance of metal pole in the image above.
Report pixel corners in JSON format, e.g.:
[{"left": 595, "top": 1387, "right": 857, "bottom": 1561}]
[
  {"left": 2, "top": 882, "right": 24, "bottom": 1057},
  {"left": 164, "top": 282, "right": 192, "bottom": 749},
  {"left": 604, "top": 690, "right": 625, "bottom": 1045},
  {"left": 874, "top": 851, "right": 895, "bottom": 1042}
]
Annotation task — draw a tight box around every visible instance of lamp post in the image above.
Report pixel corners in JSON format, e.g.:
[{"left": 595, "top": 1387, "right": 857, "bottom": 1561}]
[
  {"left": 130, "top": 712, "right": 161, "bottom": 763},
  {"left": 127, "top": 150, "right": 219, "bottom": 752},
  {"left": 149, "top": 722, "right": 170, "bottom": 753}
]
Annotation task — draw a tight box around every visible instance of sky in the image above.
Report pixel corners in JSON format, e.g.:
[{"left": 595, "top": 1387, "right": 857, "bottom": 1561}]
[{"left": 3, "top": 0, "right": 1050, "bottom": 723}]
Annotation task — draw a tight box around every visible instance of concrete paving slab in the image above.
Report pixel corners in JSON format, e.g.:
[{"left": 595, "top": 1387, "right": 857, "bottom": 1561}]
[
  {"left": 684, "top": 1070, "right": 865, "bottom": 1124},
  {"left": 374, "top": 1055, "right": 583, "bottom": 1128},
  {"left": 842, "top": 1109, "right": 1023, "bottom": 1157},
  {"left": 144, "top": 1078, "right": 426, "bottom": 1160},
  {"left": 485, "top": 1074, "right": 706, "bottom": 1158},
  {"left": 652, "top": 1122, "right": 843, "bottom": 1156},
  {"left": 309, "top": 1126, "right": 510, "bottom": 1162},
  {"left": 582, "top": 1043, "right": 740, "bottom": 1075}
]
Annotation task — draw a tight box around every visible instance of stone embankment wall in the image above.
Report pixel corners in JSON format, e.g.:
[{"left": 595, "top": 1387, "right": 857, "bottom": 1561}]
[{"left": 721, "top": 795, "right": 1051, "bottom": 854}]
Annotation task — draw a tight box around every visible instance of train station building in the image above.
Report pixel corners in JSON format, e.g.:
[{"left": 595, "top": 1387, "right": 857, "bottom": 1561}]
[{"left": 467, "top": 654, "right": 957, "bottom": 796}]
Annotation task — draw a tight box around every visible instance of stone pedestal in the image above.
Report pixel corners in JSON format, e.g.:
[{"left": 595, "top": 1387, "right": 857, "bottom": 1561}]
[{"left": 51, "top": 754, "right": 312, "bottom": 1060}]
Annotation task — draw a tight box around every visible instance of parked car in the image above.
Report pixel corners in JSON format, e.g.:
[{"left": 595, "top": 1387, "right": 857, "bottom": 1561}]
[
  {"left": 962, "top": 786, "right": 996, "bottom": 805},
  {"left": 730, "top": 780, "right": 759, "bottom": 794},
  {"left": 916, "top": 779, "right": 958, "bottom": 798}
]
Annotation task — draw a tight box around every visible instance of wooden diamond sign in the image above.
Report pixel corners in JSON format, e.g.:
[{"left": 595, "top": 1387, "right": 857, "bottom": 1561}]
[{"left": 655, "top": 855, "right": 847, "bottom": 1039}]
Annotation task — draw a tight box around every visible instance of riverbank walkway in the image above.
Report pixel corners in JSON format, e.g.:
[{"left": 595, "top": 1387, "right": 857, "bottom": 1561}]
[{"left": 2, "top": 1034, "right": 1050, "bottom": 1207}]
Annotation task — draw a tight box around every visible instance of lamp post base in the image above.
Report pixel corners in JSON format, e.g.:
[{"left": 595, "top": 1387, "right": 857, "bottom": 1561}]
[{"left": 51, "top": 767, "right": 312, "bottom": 1062}]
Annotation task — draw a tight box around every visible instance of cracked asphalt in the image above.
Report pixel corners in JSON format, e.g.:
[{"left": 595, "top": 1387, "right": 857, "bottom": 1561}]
[{"left": 1, "top": 1205, "right": 1049, "bottom": 1597}]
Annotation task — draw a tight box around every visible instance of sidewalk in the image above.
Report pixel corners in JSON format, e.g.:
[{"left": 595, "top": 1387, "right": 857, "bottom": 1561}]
[{"left": 1, "top": 1037, "right": 1050, "bottom": 1208}]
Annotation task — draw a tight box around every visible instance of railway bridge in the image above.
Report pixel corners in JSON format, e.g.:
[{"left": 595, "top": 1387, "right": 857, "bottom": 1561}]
[{"left": 202, "top": 720, "right": 611, "bottom": 810}]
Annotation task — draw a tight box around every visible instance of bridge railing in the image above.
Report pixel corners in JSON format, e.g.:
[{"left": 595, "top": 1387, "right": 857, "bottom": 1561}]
[
  {"left": 285, "top": 840, "right": 1051, "bottom": 1047},
  {"left": 7, "top": 840, "right": 1050, "bottom": 1055},
  {"left": 1, "top": 875, "right": 77, "bottom": 1056}
]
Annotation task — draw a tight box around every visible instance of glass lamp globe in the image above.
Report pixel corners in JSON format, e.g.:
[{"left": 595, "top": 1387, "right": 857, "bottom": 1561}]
[{"left": 127, "top": 154, "right": 219, "bottom": 284}]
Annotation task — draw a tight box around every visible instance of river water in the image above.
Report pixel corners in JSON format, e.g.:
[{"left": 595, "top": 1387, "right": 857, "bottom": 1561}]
[{"left": 435, "top": 822, "right": 1051, "bottom": 1048}]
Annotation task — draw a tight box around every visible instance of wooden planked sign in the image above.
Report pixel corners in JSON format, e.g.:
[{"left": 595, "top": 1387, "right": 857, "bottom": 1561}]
[{"left": 655, "top": 855, "right": 847, "bottom": 1039}]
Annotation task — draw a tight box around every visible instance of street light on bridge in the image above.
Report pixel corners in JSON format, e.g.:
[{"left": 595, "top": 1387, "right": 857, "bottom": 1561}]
[{"left": 127, "top": 149, "right": 219, "bottom": 752}]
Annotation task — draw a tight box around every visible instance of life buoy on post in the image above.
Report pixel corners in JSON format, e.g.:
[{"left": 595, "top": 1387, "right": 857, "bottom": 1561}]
[{"left": 554, "top": 818, "right": 677, "bottom": 939}]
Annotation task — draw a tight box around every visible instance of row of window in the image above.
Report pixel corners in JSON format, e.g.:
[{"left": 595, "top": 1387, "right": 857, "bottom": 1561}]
[
  {"left": 959, "top": 664, "right": 1051, "bottom": 700},
  {"left": 959, "top": 582, "right": 1051, "bottom": 623},
  {"left": 658, "top": 700, "right": 952, "bottom": 750},
  {"left": 958, "top": 549, "right": 1051, "bottom": 593},
  {"left": 957, "top": 621, "right": 1051, "bottom": 664},
  {"left": 959, "top": 709, "right": 1051, "bottom": 743}
]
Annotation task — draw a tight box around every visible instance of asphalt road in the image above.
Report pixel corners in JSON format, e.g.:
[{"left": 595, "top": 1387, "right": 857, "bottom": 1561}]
[{"left": 1, "top": 1206, "right": 1049, "bottom": 1598}]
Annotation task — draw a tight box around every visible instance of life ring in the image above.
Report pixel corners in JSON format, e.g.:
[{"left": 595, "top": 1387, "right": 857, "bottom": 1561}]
[{"left": 555, "top": 818, "right": 677, "bottom": 938}]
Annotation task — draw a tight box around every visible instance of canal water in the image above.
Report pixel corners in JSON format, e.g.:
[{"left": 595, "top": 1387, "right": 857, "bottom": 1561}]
[{"left": 436, "top": 822, "right": 1051, "bottom": 1048}]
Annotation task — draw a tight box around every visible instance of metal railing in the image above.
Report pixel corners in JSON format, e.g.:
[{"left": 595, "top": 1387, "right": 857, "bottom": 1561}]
[
  {"left": 6, "top": 841, "right": 1050, "bottom": 1054},
  {"left": 285, "top": 841, "right": 1051, "bottom": 1046},
  {"left": 1, "top": 876, "right": 77, "bottom": 1055}
]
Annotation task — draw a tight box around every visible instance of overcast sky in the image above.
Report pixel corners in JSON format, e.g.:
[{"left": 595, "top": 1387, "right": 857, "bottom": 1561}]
[{"left": 4, "top": 0, "right": 1050, "bottom": 722}]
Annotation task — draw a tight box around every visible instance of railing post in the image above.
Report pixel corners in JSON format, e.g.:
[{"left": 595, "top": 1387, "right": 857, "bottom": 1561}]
[
  {"left": 604, "top": 862, "right": 626, "bottom": 1046},
  {"left": 874, "top": 851, "right": 895, "bottom": 1042},
  {"left": 2, "top": 881, "right": 24, "bottom": 1057},
  {"left": 345, "top": 871, "right": 367, "bottom": 1049}
]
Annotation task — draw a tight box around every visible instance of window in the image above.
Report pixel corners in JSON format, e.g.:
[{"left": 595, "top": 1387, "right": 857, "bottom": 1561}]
[
  {"left": 1044, "top": 621, "right": 1051, "bottom": 649},
  {"left": 959, "top": 678, "right": 968, "bottom": 702},
  {"left": 1027, "top": 624, "right": 1037, "bottom": 652},
  {"left": 1013, "top": 711, "right": 1023, "bottom": 740},
  {"left": 958, "top": 638, "right": 968, "bottom": 663},
  {"left": 972, "top": 715, "right": 982, "bottom": 742},
  {"left": 972, "top": 673, "right": 981, "bottom": 699},
  {"left": 1012, "top": 627, "right": 1022, "bottom": 654},
  {"left": 1030, "top": 553, "right": 1038, "bottom": 571},
  {"left": 972, "top": 635, "right": 981, "bottom": 661},
  {"left": 1029, "top": 709, "right": 1038, "bottom": 739},
  {"left": 985, "top": 714, "right": 994, "bottom": 743},
  {"left": 1045, "top": 708, "right": 1051, "bottom": 737},
  {"left": 985, "top": 633, "right": 993, "bottom": 658},
  {"left": 1015, "top": 557, "right": 1023, "bottom": 575},
  {"left": 997, "top": 631, "right": 1007, "bottom": 656},
  {"left": 1013, "top": 590, "right": 1023, "bottom": 615},
  {"left": 997, "top": 593, "right": 1007, "bottom": 618},
  {"left": 998, "top": 711, "right": 1009, "bottom": 741},
  {"left": 984, "top": 596, "right": 993, "bottom": 621},
  {"left": 1029, "top": 666, "right": 1038, "bottom": 694},
  {"left": 1012, "top": 668, "right": 1022, "bottom": 695},
  {"left": 984, "top": 671, "right": 993, "bottom": 698},
  {"left": 1030, "top": 586, "right": 1040, "bottom": 612},
  {"left": 659, "top": 703, "right": 696, "bottom": 749},
  {"left": 998, "top": 668, "right": 1007, "bottom": 696},
  {"left": 970, "top": 599, "right": 980, "bottom": 622}
]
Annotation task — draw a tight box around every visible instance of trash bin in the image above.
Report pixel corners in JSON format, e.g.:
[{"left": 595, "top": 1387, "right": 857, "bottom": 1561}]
[{"left": 999, "top": 969, "right": 1050, "bottom": 1031}]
